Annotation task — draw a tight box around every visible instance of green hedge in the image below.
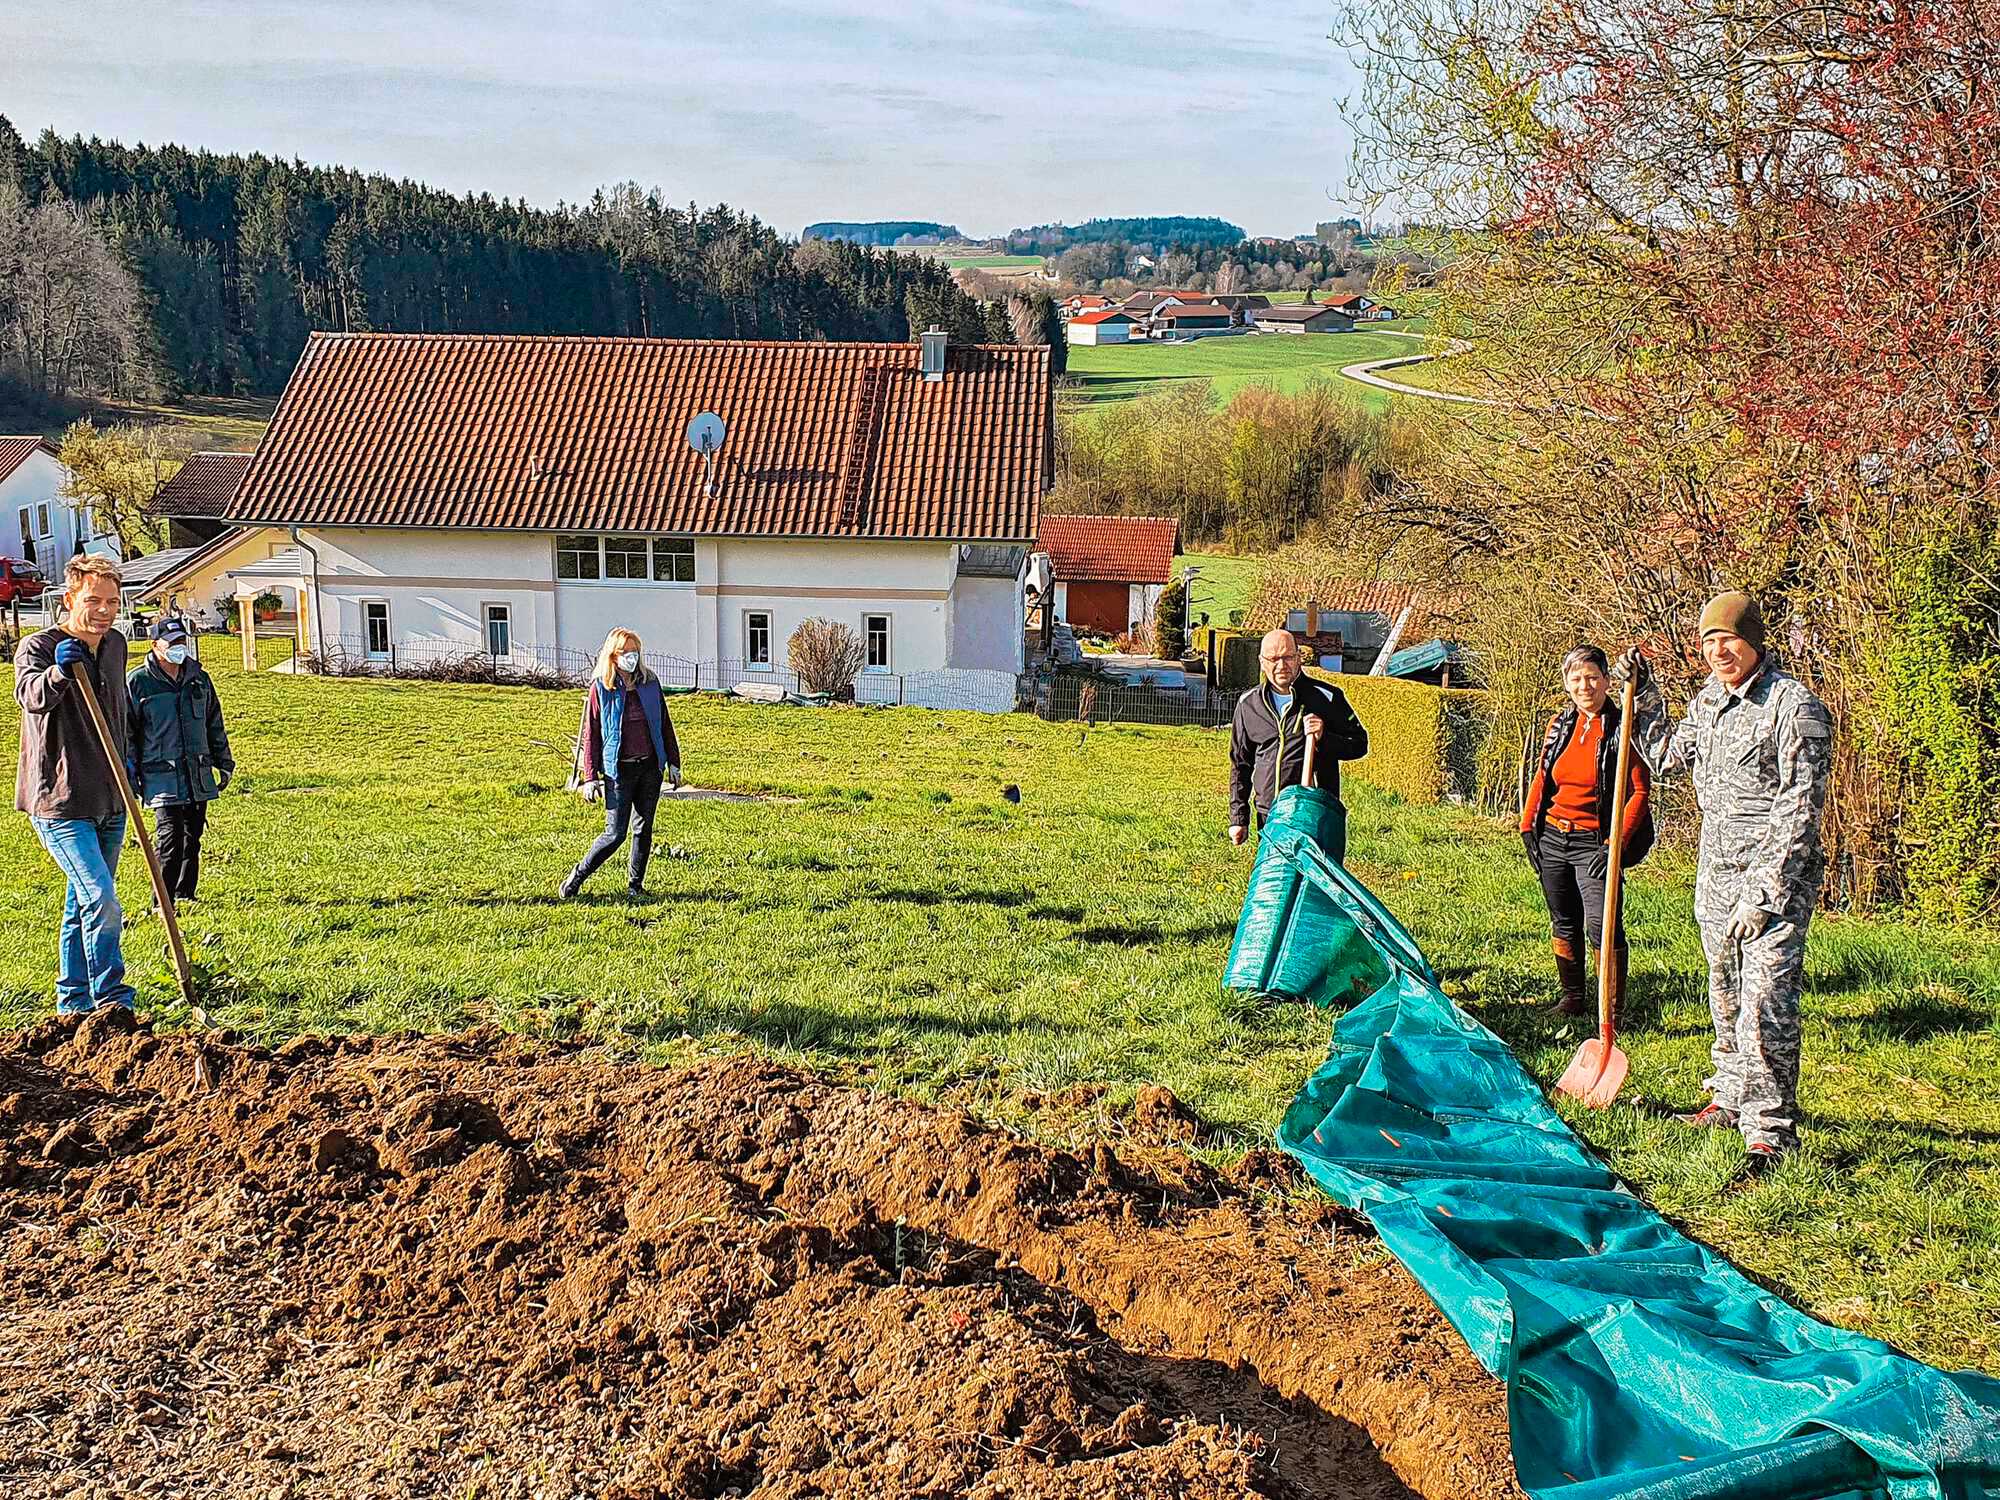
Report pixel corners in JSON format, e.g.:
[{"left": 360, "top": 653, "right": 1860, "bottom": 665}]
[
  {"left": 1310, "top": 669, "right": 1487, "bottom": 805},
  {"left": 1191, "top": 626, "right": 1263, "bottom": 691}
]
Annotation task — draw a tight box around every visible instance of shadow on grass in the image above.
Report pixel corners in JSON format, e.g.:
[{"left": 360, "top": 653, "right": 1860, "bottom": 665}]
[{"left": 1850, "top": 992, "right": 1997, "bottom": 1043}]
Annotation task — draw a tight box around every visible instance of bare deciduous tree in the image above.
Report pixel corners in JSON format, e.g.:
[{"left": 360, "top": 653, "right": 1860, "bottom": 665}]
[
  {"left": 788, "top": 618, "right": 866, "bottom": 697},
  {"left": 0, "top": 180, "right": 151, "bottom": 402}
]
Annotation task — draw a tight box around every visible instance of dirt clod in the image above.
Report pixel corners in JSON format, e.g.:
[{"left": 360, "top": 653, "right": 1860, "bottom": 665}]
[
  {"left": 0, "top": 1018, "right": 1517, "bottom": 1499},
  {"left": 1133, "top": 1084, "right": 1208, "bottom": 1144}
]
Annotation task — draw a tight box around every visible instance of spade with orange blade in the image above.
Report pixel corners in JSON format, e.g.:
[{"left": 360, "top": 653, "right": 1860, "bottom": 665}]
[{"left": 1555, "top": 672, "right": 1636, "bottom": 1109}]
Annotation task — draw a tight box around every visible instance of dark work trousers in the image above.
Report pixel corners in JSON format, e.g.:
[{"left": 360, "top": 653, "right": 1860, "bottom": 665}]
[
  {"left": 1537, "top": 826, "right": 1625, "bottom": 955},
  {"left": 578, "top": 756, "right": 663, "bottom": 888},
  {"left": 154, "top": 802, "right": 210, "bottom": 901}
]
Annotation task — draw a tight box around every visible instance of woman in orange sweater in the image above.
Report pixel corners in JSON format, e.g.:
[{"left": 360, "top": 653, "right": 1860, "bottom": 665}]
[{"left": 1520, "top": 646, "right": 1655, "bottom": 1016}]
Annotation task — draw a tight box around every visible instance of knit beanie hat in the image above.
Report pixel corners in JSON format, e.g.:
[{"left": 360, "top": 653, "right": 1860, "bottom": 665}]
[{"left": 1697, "top": 590, "right": 1765, "bottom": 651}]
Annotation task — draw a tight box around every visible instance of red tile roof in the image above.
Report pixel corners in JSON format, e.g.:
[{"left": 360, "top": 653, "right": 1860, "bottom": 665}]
[
  {"left": 1036, "top": 514, "right": 1179, "bottom": 584},
  {"left": 148, "top": 451, "right": 251, "bottom": 518},
  {"left": 0, "top": 437, "right": 58, "bottom": 486},
  {"left": 229, "top": 333, "right": 1051, "bottom": 542},
  {"left": 1070, "top": 310, "right": 1135, "bottom": 326}
]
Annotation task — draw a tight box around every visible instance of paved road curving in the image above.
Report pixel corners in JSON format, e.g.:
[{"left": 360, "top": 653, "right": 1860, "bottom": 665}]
[{"left": 1338, "top": 331, "right": 1498, "bottom": 406}]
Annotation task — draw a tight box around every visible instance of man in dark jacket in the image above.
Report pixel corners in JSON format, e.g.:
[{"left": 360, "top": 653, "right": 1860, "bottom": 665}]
[
  {"left": 127, "top": 616, "right": 234, "bottom": 904},
  {"left": 13, "top": 553, "right": 135, "bottom": 1013},
  {"left": 1228, "top": 629, "right": 1368, "bottom": 843}
]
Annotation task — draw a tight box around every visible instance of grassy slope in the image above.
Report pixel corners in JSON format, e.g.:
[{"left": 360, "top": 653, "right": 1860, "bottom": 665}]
[
  {"left": 1175, "top": 552, "right": 1261, "bottom": 624},
  {"left": 4, "top": 395, "right": 277, "bottom": 451},
  {"left": 2, "top": 655, "right": 1995, "bottom": 1373},
  {"left": 1065, "top": 330, "right": 1426, "bottom": 413}
]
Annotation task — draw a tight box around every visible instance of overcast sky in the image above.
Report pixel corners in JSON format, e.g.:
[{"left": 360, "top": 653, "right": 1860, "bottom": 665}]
[{"left": 0, "top": 0, "right": 1363, "bottom": 238}]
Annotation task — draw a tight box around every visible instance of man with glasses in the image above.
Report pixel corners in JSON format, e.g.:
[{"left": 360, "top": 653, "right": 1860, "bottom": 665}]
[{"left": 1228, "top": 629, "right": 1368, "bottom": 846}]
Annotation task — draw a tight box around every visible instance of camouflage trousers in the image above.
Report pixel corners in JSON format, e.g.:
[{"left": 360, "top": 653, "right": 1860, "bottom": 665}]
[{"left": 1695, "top": 905, "right": 1810, "bottom": 1151}]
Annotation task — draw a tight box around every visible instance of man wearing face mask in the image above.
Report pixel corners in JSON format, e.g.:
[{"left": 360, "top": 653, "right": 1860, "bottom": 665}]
[
  {"left": 1618, "top": 591, "right": 1832, "bottom": 1174},
  {"left": 14, "top": 553, "right": 136, "bottom": 1013},
  {"left": 126, "top": 616, "right": 235, "bottom": 908}
]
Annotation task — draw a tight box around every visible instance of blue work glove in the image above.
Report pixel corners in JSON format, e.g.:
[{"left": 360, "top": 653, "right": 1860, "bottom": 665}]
[
  {"left": 53, "top": 636, "right": 90, "bottom": 671},
  {"left": 667, "top": 764, "right": 683, "bottom": 789}
]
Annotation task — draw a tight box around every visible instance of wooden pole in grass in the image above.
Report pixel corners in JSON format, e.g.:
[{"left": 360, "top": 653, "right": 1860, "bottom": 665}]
[{"left": 70, "top": 663, "right": 196, "bottom": 1010}]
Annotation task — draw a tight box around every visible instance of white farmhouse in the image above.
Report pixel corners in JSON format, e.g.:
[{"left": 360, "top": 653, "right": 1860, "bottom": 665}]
[
  {"left": 1065, "top": 310, "right": 1137, "bottom": 346},
  {"left": 138, "top": 331, "right": 1050, "bottom": 709},
  {"left": 0, "top": 437, "right": 121, "bottom": 575}
]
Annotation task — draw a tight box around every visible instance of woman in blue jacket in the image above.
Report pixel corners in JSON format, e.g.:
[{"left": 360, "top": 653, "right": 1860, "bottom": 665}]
[
  {"left": 126, "top": 616, "right": 234, "bottom": 903},
  {"left": 562, "top": 628, "right": 681, "bottom": 899}
]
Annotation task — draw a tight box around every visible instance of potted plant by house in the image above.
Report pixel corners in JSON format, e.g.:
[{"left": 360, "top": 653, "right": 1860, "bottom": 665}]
[{"left": 254, "top": 589, "right": 283, "bottom": 623}]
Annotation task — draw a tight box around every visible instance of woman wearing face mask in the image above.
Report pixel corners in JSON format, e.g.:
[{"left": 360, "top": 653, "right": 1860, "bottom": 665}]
[
  {"left": 562, "top": 628, "right": 681, "bottom": 900},
  {"left": 125, "top": 615, "right": 235, "bottom": 907},
  {"left": 1519, "top": 645, "right": 1654, "bottom": 1016}
]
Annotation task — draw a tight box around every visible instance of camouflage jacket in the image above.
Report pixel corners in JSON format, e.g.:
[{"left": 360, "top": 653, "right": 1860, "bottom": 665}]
[{"left": 1630, "top": 656, "right": 1833, "bottom": 917}]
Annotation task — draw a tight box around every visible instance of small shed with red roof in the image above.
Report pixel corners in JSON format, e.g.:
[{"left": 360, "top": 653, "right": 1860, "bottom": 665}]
[{"left": 1035, "top": 514, "right": 1180, "bottom": 635}]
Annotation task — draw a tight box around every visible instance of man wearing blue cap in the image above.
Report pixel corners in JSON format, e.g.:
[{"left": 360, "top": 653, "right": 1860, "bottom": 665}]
[{"left": 126, "top": 615, "right": 234, "bottom": 906}]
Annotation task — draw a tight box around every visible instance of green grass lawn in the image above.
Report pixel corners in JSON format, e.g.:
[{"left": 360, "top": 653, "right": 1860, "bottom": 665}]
[
  {"left": 1066, "top": 330, "right": 1427, "bottom": 413},
  {"left": 3, "top": 653, "right": 1996, "bottom": 1375},
  {"left": 11, "top": 394, "right": 277, "bottom": 450},
  {"left": 1176, "top": 552, "right": 1262, "bottom": 626}
]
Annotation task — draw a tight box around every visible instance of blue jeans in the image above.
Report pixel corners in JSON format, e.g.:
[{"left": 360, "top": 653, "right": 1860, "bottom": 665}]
[{"left": 30, "top": 813, "right": 135, "bottom": 1014}]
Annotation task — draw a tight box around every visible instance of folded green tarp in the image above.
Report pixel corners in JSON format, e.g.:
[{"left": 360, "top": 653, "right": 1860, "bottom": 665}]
[{"left": 1225, "top": 789, "right": 2000, "bottom": 1500}]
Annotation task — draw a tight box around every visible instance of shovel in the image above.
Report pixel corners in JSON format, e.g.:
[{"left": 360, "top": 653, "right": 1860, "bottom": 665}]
[
  {"left": 1555, "top": 674, "right": 1636, "bottom": 1109},
  {"left": 71, "top": 659, "right": 197, "bottom": 1012}
]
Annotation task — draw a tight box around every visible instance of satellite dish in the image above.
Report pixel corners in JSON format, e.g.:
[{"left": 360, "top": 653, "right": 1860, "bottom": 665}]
[
  {"left": 685, "top": 413, "right": 726, "bottom": 496},
  {"left": 686, "top": 413, "right": 726, "bottom": 455}
]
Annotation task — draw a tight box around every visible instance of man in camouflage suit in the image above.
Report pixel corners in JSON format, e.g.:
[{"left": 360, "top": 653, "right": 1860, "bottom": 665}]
[{"left": 1619, "top": 591, "right": 1833, "bottom": 1172}]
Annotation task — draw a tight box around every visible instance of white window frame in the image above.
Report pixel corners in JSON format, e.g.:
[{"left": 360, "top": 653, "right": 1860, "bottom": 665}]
[
  {"left": 483, "top": 602, "right": 512, "bottom": 660},
  {"left": 862, "top": 612, "right": 892, "bottom": 674},
  {"left": 744, "top": 610, "right": 772, "bottom": 670},
  {"left": 35, "top": 502, "right": 51, "bottom": 538},
  {"left": 602, "top": 534, "right": 650, "bottom": 581},
  {"left": 651, "top": 536, "right": 695, "bottom": 584},
  {"left": 362, "top": 599, "right": 391, "bottom": 661},
  {"left": 555, "top": 533, "right": 601, "bottom": 581},
  {"left": 16, "top": 506, "right": 30, "bottom": 545}
]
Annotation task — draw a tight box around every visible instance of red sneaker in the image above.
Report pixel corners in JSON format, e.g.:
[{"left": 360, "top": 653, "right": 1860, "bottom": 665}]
[
  {"left": 1675, "top": 1103, "right": 1738, "bottom": 1129},
  {"left": 1742, "top": 1142, "right": 1788, "bottom": 1178}
]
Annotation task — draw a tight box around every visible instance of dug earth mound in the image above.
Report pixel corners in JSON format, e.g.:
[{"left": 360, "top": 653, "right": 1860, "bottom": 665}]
[{"left": 0, "top": 1013, "right": 1516, "bottom": 1499}]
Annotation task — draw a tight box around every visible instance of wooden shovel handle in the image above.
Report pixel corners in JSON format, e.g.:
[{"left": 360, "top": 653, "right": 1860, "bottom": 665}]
[
  {"left": 71, "top": 658, "right": 195, "bottom": 1007},
  {"left": 1300, "top": 725, "right": 1321, "bottom": 790},
  {"left": 1596, "top": 676, "right": 1637, "bottom": 1043}
]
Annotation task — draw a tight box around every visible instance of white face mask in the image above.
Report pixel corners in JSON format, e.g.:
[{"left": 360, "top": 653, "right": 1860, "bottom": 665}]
[
  {"left": 617, "top": 650, "right": 641, "bottom": 673},
  {"left": 164, "top": 644, "right": 190, "bottom": 665}
]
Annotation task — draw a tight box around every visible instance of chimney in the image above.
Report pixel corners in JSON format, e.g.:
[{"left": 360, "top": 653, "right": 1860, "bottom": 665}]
[{"left": 920, "top": 325, "right": 948, "bottom": 383}]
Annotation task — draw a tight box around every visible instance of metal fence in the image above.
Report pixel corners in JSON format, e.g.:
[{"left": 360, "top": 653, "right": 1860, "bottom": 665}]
[
  {"left": 1031, "top": 668, "right": 1242, "bottom": 729},
  {"left": 288, "top": 637, "right": 1028, "bottom": 712}
]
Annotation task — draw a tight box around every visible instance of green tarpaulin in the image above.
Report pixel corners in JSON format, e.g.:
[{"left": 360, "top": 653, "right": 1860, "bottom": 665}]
[{"left": 1225, "top": 788, "right": 2000, "bottom": 1500}]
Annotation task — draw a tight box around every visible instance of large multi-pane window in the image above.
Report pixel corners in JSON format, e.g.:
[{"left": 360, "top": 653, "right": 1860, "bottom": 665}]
[
  {"left": 555, "top": 534, "right": 694, "bottom": 583},
  {"left": 864, "top": 613, "right": 891, "bottom": 672},
  {"left": 653, "top": 538, "right": 695, "bottom": 582},
  {"left": 555, "top": 534, "right": 600, "bottom": 580},
  {"left": 604, "top": 536, "right": 649, "bottom": 579},
  {"left": 745, "top": 611, "right": 772, "bottom": 668}
]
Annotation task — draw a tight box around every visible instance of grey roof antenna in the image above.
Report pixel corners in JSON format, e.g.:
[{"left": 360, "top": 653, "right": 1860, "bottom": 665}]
[{"left": 686, "top": 412, "right": 727, "bottom": 496}]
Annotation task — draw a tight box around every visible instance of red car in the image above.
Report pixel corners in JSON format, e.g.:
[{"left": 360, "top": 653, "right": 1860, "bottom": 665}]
[{"left": 0, "top": 557, "right": 48, "bottom": 607}]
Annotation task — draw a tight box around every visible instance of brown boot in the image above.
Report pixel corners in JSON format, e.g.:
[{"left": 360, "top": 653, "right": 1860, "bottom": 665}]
[{"left": 1553, "top": 940, "right": 1587, "bottom": 1016}]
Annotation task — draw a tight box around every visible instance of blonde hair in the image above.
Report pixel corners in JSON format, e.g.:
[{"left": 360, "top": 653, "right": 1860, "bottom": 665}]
[
  {"left": 595, "top": 628, "right": 642, "bottom": 689},
  {"left": 64, "top": 553, "right": 122, "bottom": 594}
]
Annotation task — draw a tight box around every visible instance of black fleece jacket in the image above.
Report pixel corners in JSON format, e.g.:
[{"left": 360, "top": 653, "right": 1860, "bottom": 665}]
[{"left": 1228, "top": 676, "right": 1368, "bottom": 829}]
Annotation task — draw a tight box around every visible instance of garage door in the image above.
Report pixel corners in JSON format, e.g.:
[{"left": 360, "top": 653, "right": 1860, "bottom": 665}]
[{"left": 1066, "top": 581, "right": 1130, "bottom": 634}]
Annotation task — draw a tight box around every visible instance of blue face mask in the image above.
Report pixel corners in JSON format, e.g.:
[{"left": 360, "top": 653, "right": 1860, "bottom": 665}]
[{"left": 164, "top": 644, "right": 190, "bottom": 665}]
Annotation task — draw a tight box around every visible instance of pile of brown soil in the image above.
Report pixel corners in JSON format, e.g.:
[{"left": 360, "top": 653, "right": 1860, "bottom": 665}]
[{"left": 0, "top": 1012, "right": 1516, "bottom": 1499}]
